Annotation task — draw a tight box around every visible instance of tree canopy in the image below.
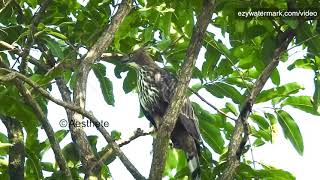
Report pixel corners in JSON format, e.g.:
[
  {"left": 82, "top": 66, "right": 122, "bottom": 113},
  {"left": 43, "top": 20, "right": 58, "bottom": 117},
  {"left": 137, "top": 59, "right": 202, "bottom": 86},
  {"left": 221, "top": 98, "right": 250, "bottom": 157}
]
[{"left": 0, "top": 0, "right": 319, "bottom": 179}]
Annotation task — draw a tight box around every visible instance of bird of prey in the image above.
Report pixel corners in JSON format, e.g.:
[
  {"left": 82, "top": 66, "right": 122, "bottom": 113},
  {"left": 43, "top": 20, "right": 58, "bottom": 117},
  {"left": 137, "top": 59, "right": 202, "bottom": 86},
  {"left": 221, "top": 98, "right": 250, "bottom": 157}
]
[{"left": 121, "top": 48, "right": 201, "bottom": 180}]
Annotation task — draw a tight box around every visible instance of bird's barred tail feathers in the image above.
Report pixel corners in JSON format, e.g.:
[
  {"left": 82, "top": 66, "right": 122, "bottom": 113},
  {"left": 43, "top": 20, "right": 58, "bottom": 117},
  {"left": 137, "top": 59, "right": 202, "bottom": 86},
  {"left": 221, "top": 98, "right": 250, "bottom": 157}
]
[{"left": 187, "top": 153, "right": 200, "bottom": 180}]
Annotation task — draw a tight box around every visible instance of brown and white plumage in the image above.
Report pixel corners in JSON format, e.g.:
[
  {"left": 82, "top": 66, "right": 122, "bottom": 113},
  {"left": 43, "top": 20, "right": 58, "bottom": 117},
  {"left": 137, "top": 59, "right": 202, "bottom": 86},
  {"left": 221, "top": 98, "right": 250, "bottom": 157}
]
[{"left": 121, "top": 48, "right": 201, "bottom": 179}]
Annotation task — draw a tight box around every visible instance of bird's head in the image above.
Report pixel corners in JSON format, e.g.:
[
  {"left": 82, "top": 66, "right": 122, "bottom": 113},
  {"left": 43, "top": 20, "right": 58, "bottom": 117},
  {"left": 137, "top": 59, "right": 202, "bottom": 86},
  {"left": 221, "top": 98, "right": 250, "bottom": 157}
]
[{"left": 120, "top": 48, "right": 157, "bottom": 69}]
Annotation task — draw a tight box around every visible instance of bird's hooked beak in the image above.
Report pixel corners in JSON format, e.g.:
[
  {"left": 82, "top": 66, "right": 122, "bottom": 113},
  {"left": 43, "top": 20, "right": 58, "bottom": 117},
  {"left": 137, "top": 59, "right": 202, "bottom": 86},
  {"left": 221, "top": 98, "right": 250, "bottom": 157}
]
[
  {"left": 120, "top": 55, "right": 130, "bottom": 64},
  {"left": 120, "top": 54, "right": 139, "bottom": 69}
]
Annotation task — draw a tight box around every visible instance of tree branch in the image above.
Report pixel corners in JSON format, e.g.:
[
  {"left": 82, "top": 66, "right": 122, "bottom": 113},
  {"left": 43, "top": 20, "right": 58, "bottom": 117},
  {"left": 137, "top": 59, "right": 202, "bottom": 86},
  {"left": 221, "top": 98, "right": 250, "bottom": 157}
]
[
  {"left": 0, "top": 116, "right": 25, "bottom": 180},
  {"left": 0, "top": 0, "right": 14, "bottom": 14},
  {"left": 0, "top": 67, "right": 146, "bottom": 180},
  {"left": 0, "top": 62, "right": 72, "bottom": 179},
  {"left": 189, "top": 88, "right": 237, "bottom": 121},
  {"left": 19, "top": 0, "right": 52, "bottom": 74},
  {"left": 90, "top": 128, "right": 154, "bottom": 173},
  {"left": 0, "top": 40, "right": 49, "bottom": 70},
  {"left": 148, "top": 0, "right": 215, "bottom": 179},
  {"left": 70, "top": 0, "right": 137, "bottom": 177},
  {"left": 218, "top": 29, "right": 295, "bottom": 180}
]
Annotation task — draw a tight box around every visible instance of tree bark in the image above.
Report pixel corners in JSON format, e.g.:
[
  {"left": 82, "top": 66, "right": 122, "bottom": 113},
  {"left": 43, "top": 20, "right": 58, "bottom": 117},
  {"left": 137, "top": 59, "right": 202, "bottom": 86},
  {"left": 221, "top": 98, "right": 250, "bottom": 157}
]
[
  {"left": 218, "top": 29, "right": 295, "bottom": 180},
  {"left": 1, "top": 116, "right": 25, "bottom": 180},
  {"left": 149, "top": 0, "right": 216, "bottom": 179},
  {"left": 70, "top": 0, "right": 133, "bottom": 177}
]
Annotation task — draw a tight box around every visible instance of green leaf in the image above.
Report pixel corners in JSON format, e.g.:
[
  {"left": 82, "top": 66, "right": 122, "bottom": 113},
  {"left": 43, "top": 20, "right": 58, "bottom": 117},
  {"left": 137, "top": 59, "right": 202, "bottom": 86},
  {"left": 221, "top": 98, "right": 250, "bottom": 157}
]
[
  {"left": 123, "top": 70, "right": 137, "bottom": 93},
  {"left": 276, "top": 110, "right": 304, "bottom": 155},
  {"left": 143, "top": 27, "right": 154, "bottom": 42},
  {"left": 246, "top": 25, "right": 267, "bottom": 39},
  {"left": 41, "top": 162, "right": 56, "bottom": 172},
  {"left": 238, "top": 51, "right": 257, "bottom": 69},
  {"left": 62, "top": 143, "right": 80, "bottom": 165},
  {"left": 113, "top": 12, "right": 139, "bottom": 50},
  {"left": 44, "top": 38, "right": 64, "bottom": 59},
  {"left": 200, "top": 119, "right": 225, "bottom": 154},
  {"left": 156, "top": 39, "right": 171, "bottom": 50},
  {"left": 100, "top": 164, "right": 111, "bottom": 179},
  {"left": 283, "top": 19, "right": 299, "bottom": 29},
  {"left": 287, "top": 58, "right": 314, "bottom": 70},
  {"left": 202, "top": 45, "right": 221, "bottom": 76},
  {"left": 262, "top": 34, "right": 277, "bottom": 65},
  {"left": 253, "top": 138, "right": 265, "bottom": 147},
  {"left": 204, "top": 32, "right": 238, "bottom": 64},
  {"left": 192, "top": 103, "right": 225, "bottom": 153},
  {"left": 225, "top": 102, "right": 238, "bottom": 116},
  {"left": 92, "top": 63, "right": 115, "bottom": 106},
  {"left": 225, "top": 77, "right": 253, "bottom": 89},
  {"left": 281, "top": 96, "right": 320, "bottom": 116},
  {"left": 251, "top": 127, "right": 272, "bottom": 142},
  {"left": 250, "top": 114, "right": 270, "bottom": 130},
  {"left": 164, "top": 148, "right": 179, "bottom": 177},
  {"left": 0, "top": 92, "right": 39, "bottom": 133},
  {"left": 265, "top": 113, "right": 278, "bottom": 143},
  {"left": 25, "top": 147, "right": 44, "bottom": 179},
  {"left": 254, "top": 169, "right": 295, "bottom": 180},
  {"left": 256, "top": 82, "right": 303, "bottom": 103},
  {"left": 199, "top": 146, "right": 214, "bottom": 179},
  {"left": 47, "top": 30, "right": 68, "bottom": 40},
  {"left": 158, "top": 12, "right": 172, "bottom": 38},
  {"left": 270, "top": 69, "right": 280, "bottom": 86},
  {"left": 40, "top": 130, "right": 69, "bottom": 156},
  {"left": 111, "top": 130, "right": 121, "bottom": 140},
  {"left": 205, "top": 82, "right": 244, "bottom": 104},
  {"left": 187, "top": 83, "right": 202, "bottom": 96},
  {"left": 192, "top": 102, "right": 225, "bottom": 128},
  {"left": 0, "top": 132, "right": 8, "bottom": 156},
  {"left": 215, "top": 58, "right": 233, "bottom": 77}
]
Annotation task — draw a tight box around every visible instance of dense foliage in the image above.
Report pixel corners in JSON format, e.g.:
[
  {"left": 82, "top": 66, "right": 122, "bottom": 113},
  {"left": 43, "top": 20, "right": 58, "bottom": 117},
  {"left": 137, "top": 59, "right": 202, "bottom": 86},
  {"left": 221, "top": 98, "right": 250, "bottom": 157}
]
[{"left": 0, "top": 0, "right": 319, "bottom": 179}]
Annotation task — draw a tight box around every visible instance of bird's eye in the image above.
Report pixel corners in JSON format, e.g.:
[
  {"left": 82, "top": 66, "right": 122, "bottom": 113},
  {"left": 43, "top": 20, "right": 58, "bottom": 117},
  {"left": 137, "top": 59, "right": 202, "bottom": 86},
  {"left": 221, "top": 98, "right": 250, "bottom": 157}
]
[{"left": 129, "top": 54, "right": 133, "bottom": 58}]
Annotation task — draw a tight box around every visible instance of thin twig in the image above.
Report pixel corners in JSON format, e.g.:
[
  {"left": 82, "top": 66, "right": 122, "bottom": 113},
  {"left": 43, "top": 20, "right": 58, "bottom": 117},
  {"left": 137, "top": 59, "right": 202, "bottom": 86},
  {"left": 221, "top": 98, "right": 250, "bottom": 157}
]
[
  {"left": 19, "top": 0, "right": 52, "bottom": 74},
  {"left": 162, "top": 35, "right": 185, "bottom": 54},
  {"left": 189, "top": 88, "right": 237, "bottom": 121},
  {"left": 0, "top": 0, "right": 14, "bottom": 14},
  {"left": 248, "top": 137, "right": 256, "bottom": 169},
  {"left": 90, "top": 128, "right": 154, "bottom": 173},
  {"left": 0, "top": 40, "right": 49, "bottom": 70},
  {"left": 118, "top": 128, "right": 154, "bottom": 147},
  {"left": 286, "top": 34, "right": 319, "bottom": 52}
]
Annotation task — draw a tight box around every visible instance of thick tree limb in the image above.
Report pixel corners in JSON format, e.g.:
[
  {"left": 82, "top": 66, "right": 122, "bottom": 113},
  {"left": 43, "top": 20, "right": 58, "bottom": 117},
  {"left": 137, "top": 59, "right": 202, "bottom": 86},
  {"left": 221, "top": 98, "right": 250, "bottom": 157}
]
[
  {"left": 0, "top": 62, "right": 72, "bottom": 179},
  {"left": 70, "top": 0, "right": 137, "bottom": 177},
  {"left": 0, "top": 116, "right": 25, "bottom": 180},
  {"left": 148, "top": 1, "right": 215, "bottom": 179},
  {"left": 0, "top": 67, "right": 146, "bottom": 180},
  {"left": 218, "top": 29, "right": 295, "bottom": 180}
]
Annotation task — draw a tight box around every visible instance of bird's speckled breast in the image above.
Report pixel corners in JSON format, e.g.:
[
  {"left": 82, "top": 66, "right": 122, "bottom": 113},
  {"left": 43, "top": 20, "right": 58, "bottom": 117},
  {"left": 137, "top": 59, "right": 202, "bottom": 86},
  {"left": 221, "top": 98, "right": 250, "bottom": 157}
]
[{"left": 137, "top": 67, "right": 161, "bottom": 114}]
